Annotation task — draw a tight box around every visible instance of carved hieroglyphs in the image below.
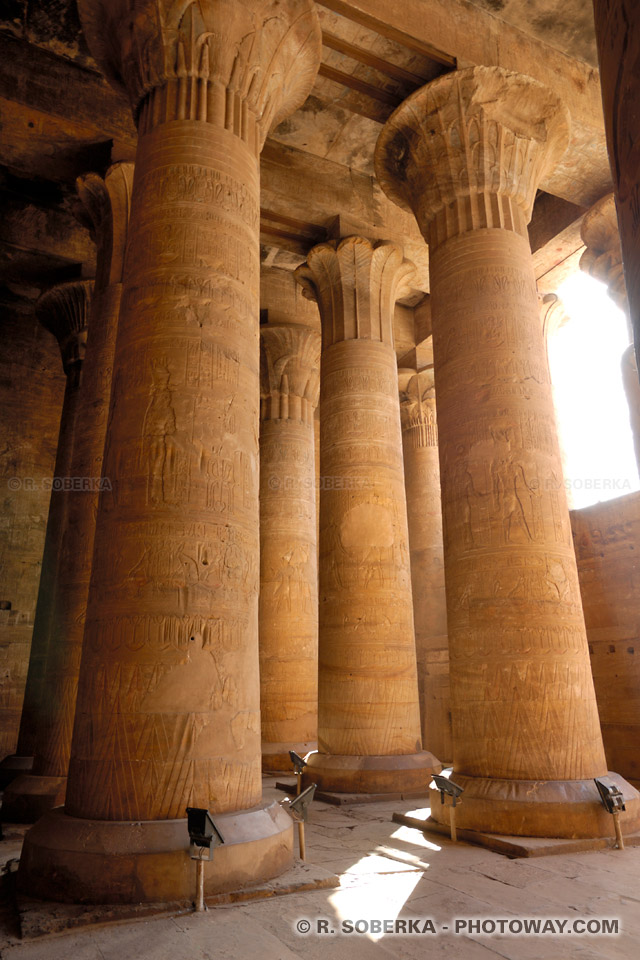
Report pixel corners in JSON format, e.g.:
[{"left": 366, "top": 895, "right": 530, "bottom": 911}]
[
  {"left": 2, "top": 165, "right": 134, "bottom": 823},
  {"left": 398, "top": 367, "right": 451, "bottom": 762},
  {"left": 376, "top": 66, "right": 640, "bottom": 836},
  {"left": 295, "top": 236, "right": 440, "bottom": 793},
  {"left": 19, "top": 0, "right": 321, "bottom": 905},
  {"left": 259, "top": 323, "right": 320, "bottom": 770}
]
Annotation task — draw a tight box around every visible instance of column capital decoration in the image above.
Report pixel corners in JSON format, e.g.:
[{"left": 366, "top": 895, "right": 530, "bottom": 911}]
[
  {"left": 580, "top": 193, "right": 628, "bottom": 315},
  {"left": 374, "top": 66, "right": 570, "bottom": 248},
  {"left": 294, "top": 236, "right": 414, "bottom": 348},
  {"left": 76, "top": 162, "right": 135, "bottom": 291},
  {"left": 398, "top": 367, "right": 438, "bottom": 447},
  {"left": 36, "top": 280, "right": 93, "bottom": 375},
  {"left": 260, "top": 323, "right": 320, "bottom": 423},
  {"left": 77, "top": 0, "right": 321, "bottom": 148}
]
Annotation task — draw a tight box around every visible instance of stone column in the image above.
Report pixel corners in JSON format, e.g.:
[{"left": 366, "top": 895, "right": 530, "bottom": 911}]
[
  {"left": 580, "top": 193, "right": 640, "bottom": 474},
  {"left": 19, "top": 0, "right": 321, "bottom": 906},
  {"left": 0, "top": 282, "right": 91, "bottom": 784},
  {"left": 2, "top": 164, "right": 134, "bottom": 822},
  {"left": 376, "top": 66, "right": 640, "bottom": 837},
  {"left": 398, "top": 368, "right": 451, "bottom": 763},
  {"left": 295, "top": 236, "right": 440, "bottom": 793},
  {"left": 259, "top": 324, "right": 320, "bottom": 771},
  {"left": 621, "top": 345, "right": 640, "bottom": 475},
  {"left": 592, "top": 0, "right": 640, "bottom": 359}
]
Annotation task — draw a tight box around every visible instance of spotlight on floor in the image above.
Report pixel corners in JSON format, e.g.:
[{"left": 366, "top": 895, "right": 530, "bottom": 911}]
[
  {"left": 594, "top": 777, "right": 626, "bottom": 850},
  {"left": 430, "top": 774, "right": 464, "bottom": 843},
  {"left": 186, "top": 807, "right": 225, "bottom": 911},
  {"left": 281, "top": 783, "right": 316, "bottom": 861}
]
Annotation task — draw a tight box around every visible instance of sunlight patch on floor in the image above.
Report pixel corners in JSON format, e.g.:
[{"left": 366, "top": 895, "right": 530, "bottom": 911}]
[
  {"left": 390, "top": 825, "right": 442, "bottom": 851},
  {"left": 328, "top": 865, "right": 425, "bottom": 941}
]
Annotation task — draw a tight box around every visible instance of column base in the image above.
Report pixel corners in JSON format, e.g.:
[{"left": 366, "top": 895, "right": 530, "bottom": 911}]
[
  {"left": 0, "top": 755, "right": 33, "bottom": 790},
  {"left": 429, "top": 772, "right": 640, "bottom": 838},
  {"left": 262, "top": 740, "right": 317, "bottom": 773},
  {"left": 302, "top": 751, "right": 441, "bottom": 794},
  {"left": 1, "top": 774, "right": 66, "bottom": 823},
  {"left": 18, "top": 799, "right": 293, "bottom": 904}
]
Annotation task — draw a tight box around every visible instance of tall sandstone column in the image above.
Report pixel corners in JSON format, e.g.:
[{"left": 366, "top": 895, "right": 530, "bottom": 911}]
[
  {"left": 259, "top": 324, "right": 320, "bottom": 771},
  {"left": 19, "top": 0, "right": 321, "bottom": 905},
  {"left": 295, "top": 236, "right": 440, "bottom": 793},
  {"left": 398, "top": 368, "right": 451, "bottom": 762},
  {"left": 0, "top": 281, "right": 92, "bottom": 783},
  {"left": 376, "top": 66, "right": 640, "bottom": 836},
  {"left": 3, "top": 164, "right": 134, "bottom": 822},
  {"left": 592, "top": 0, "right": 640, "bottom": 362},
  {"left": 580, "top": 193, "right": 640, "bottom": 475}
]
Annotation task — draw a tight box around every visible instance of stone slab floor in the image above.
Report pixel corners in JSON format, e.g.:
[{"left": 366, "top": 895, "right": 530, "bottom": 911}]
[{"left": 1, "top": 779, "right": 639, "bottom": 959}]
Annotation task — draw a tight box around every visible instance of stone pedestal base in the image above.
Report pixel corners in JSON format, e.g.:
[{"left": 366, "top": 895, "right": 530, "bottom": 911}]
[
  {"left": 262, "top": 741, "right": 317, "bottom": 774},
  {"left": 429, "top": 773, "right": 640, "bottom": 838},
  {"left": 302, "top": 751, "right": 441, "bottom": 794},
  {"left": 1, "top": 774, "right": 66, "bottom": 823},
  {"left": 18, "top": 800, "right": 293, "bottom": 904},
  {"left": 0, "top": 755, "right": 34, "bottom": 790}
]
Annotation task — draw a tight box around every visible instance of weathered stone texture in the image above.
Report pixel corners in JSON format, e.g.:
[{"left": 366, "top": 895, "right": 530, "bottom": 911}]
[
  {"left": 2, "top": 165, "right": 135, "bottom": 823},
  {"left": 296, "top": 236, "right": 440, "bottom": 793},
  {"left": 399, "top": 367, "right": 450, "bottom": 762},
  {"left": 12, "top": 280, "right": 91, "bottom": 763},
  {"left": 376, "top": 65, "right": 639, "bottom": 837},
  {"left": 572, "top": 493, "right": 640, "bottom": 787},
  {"left": 259, "top": 323, "right": 320, "bottom": 770},
  {"left": 593, "top": 0, "right": 640, "bottom": 361},
  {"left": 0, "top": 310, "right": 64, "bottom": 758}
]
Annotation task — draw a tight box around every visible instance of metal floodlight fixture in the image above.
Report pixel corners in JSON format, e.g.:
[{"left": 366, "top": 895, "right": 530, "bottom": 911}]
[
  {"left": 594, "top": 777, "right": 626, "bottom": 815},
  {"left": 289, "top": 750, "right": 307, "bottom": 774},
  {"left": 186, "top": 806, "right": 225, "bottom": 861},
  {"left": 287, "top": 783, "right": 317, "bottom": 822},
  {"left": 431, "top": 774, "right": 464, "bottom": 807}
]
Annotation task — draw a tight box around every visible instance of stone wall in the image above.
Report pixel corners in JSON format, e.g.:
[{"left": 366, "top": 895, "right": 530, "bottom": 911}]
[
  {"left": 571, "top": 492, "right": 640, "bottom": 785},
  {"left": 0, "top": 306, "right": 64, "bottom": 757}
]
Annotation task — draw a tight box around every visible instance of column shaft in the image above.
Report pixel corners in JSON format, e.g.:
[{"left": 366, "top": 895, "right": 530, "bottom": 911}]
[
  {"left": 2, "top": 165, "right": 134, "bottom": 822},
  {"left": 399, "top": 370, "right": 450, "bottom": 762},
  {"left": 593, "top": 0, "right": 640, "bottom": 359},
  {"left": 259, "top": 323, "right": 320, "bottom": 771},
  {"left": 10, "top": 283, "right": 90, "bottom": 767},
  {"left": 66, "top": 120, "right": 262, "bottom": 822},
  {"left": 432, "top": 228, "right": 604, "bottom": 780},
  {"left": 18, "top": 0, "right": 321, "bottom": 906},
  {"left": 376, "top": 65, "right": 640, "bottom": 836},
  {"left": 296, "top": 237, "right": 440, "bottom": 793},
  {"left": 13, "top": 373, "right": 80, "bottom": 761}
]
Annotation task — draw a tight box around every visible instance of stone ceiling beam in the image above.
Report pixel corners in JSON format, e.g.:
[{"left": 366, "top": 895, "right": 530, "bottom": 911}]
[{"left": 322, "top": 0, "right": 610, "bottom": 207}]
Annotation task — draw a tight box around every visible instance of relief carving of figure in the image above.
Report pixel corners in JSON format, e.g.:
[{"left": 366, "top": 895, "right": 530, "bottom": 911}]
[{"left": 492, "top": 458, "right": 539, "bottom": 543}]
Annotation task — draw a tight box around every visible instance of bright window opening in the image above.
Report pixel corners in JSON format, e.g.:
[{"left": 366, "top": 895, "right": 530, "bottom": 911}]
[{"left": 548, "top": 271, "right": 639, "bottom": 509}]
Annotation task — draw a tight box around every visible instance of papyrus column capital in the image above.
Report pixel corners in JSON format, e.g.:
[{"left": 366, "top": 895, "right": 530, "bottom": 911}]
[
  {"left": 399, "top": 368, "right": 438, "bottom": 448},
  {"left": 76, "top": 163, "right": 135, "bottom": 291},
  {"left": 260, "top": 324, "right": 320, "bottom": 424},
  {"left": 36, "top": 281, "right": 93, "bottom": 376},
  {"left": 77, "top": 0, "right": 321, "bottom": 147},
  {"left": 580, "top": 193, "right": 628, "bottom": 315},
  {"left": 374, "top": 66, "right": 570, "bottom": 248},
  {"left": 295, "top": 236, "right": 413, "bottom": 348}
]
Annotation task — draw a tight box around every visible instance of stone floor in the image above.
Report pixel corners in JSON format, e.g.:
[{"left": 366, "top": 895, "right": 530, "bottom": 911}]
[{"left": 1, "top": 779, "right": 639, "bottom": 959}]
